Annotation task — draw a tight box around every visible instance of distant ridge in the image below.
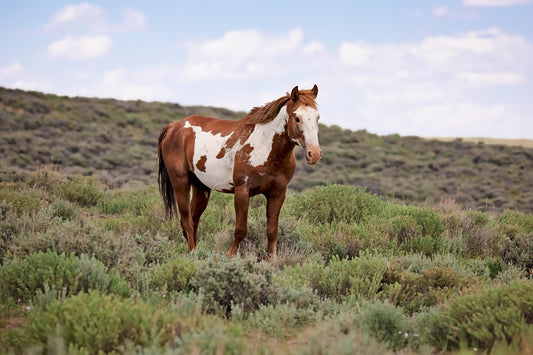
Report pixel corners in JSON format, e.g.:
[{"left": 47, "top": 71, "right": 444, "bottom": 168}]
[
  {"left": 425, "top": 137, "right": 533, "bottom": 149},
  {"left": 1, "top": 86, "right": 532, "bottom": 212}
]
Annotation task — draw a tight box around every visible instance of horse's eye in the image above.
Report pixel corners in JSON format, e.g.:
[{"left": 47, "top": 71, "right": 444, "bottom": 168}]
[{"left": 295, "top": 117, "right": 301, "bottom": 123}]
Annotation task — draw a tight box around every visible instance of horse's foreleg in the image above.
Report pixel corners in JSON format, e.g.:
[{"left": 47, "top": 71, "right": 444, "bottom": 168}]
[
  {"left": 226, "top": 187, "right": 250, "bottom": 257},
  {"left": 191, "top": 183, "right": 211, "bottom": 244},
  {"left": 265, "top": 188, "right": 287, "bottom": 261}
]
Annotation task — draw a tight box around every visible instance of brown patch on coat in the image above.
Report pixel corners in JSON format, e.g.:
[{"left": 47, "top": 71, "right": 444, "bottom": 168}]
[
  {"left": 216, "top": 147, "right": 226, "bottom": 159},
  {"left": 196, "top": 155, "right": 207, "bottom": 172},
  {"left": 217, "top": 124, "right": 256, "bottom": 159}
]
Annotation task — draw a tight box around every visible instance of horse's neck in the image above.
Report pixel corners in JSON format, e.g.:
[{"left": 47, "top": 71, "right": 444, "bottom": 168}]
[{"left": 254, "top": 106, "right": 294, "bottom": 161}]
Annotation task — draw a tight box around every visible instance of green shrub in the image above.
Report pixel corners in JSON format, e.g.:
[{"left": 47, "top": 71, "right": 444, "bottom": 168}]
[
  {"left": 400, "top": 234, "right": 447, "bottom": 257},
  {"left": 247, "top": 302, "right": 318, "bottom": 338},
  {"left": 301, "top": 222, "right": 366, "bottom": 261},
  {"left": 17, "top": 291, "right": 181, "bottom": 353},
  {"left": 0, "top": 251, "right": 79, "bottom": 302},
  {"left": 239, "top": 214, "right": 309, "bottom": 261},
  {"left": 0, "top": 251, "right": 130, "bottom": 303},
  {"left": 283, "top": 254, "right": 387, "bottom": 301},
  {"left": 381, "top": 257, "right": 470, "bottom": 313},
  {"left": 290, "top": 184, "right": 383, "bottom": 225},
  {"left": 51, "top": 197, "right": 79, "bottom": 220},
  {"left": 443, "top": 210, "right": 500, "bottom": 258},
  {"left": 150, "top": 256, "right": 196, "bottom": 292},
  {"left": 360, "top": 300, "right": 408, "bottom": 350},
  {"left": 190, "top": 255, "right": 279, "bottom": 316},
  {"left": 500, "top": 232, "right": 533, "bottom": 272},
  {"left": 98, "top": 185, "right": 160, "bottom": 216},
  {"left": 498, "top": 210, "right": 533, "bottom": 236},
  {"left": 76, "top": 254, "right": 131, "bottom": 297},
  {"left": 0, "top": 189, "right": 43, "bottom": 215},
  {"left": 55, "top": 176, "right": 103, "bottom": 207},
  {"left": 485, "top": 258, "right": 504, "bottom": 279},
  {"left": 387, "top": 205, "right": 445, "bottom": 239},
  {"left": 0, "top": 201, "right": 18, "bottom": 254},
  {"left": 428, "top": 280, "right": 533, "bottom": 351},
  {"left": 26, "top": 167, "right": 65, "bottom": 193}
]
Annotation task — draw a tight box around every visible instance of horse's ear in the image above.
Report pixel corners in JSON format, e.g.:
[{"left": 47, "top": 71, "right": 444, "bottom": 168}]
[
  {"left": 311, "top": 84, "right": 318, "bottom": 98},
  {"left": 290, "top": 86, "right": 299, "bottom": 101}
]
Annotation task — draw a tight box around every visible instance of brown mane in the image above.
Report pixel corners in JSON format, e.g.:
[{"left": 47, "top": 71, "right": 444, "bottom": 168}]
[{"left": 244, "top": 89, "right": 318, "bottom": 125}]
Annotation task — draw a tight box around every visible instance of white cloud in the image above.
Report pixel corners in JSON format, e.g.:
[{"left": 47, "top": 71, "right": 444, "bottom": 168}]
[
  {"left": 47, "top": 35, "right": 112, "bottom": 59},
  {"left": 458, "top": 72, "right": 525, "bottom": 86},
  {"left": 0, "top": 62, "right": 25, "bottom": 79},
  {"left": 303, "top": 41, "right": 325, "bottom": 54},
  {"left": 118, "top": 8, "right": 146, "bottom": 33},
  {"left": 43, "top": 3, "right": 145, "bottom": 61},
  {"left": 339, "top": 42, "right": 374, "bottom": 67},
  {"left": 45, "top": 3, "right": 146, "bottom": 34},
  {"left": 463, "top": 0, "right": 533, "bottom": 6},
  {"left": 45, "top": 3, "right": 106, "bottom": 33},
  {"left": 183, "top": 28, "right": 323, "bottom": 80},
  {"left": 432, "top": 6, "right": 450, "bottom": 17},
  {"left": 333, "top": 28, "right": 533, "bottom": 138}
]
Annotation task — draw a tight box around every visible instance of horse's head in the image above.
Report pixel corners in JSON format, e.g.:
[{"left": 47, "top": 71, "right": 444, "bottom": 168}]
[{"left": 287, "top": 85, "right": 322, "bottom": 165}]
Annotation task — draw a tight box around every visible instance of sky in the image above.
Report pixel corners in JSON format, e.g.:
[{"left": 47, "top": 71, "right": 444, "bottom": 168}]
[{"left": 1, "top": 0, "right": 533, "bottom": 139}]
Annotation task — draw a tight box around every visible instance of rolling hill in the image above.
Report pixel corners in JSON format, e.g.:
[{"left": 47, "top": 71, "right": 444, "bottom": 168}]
[{"left": 1, "top": 86, "right": 532, "bottom": 212}]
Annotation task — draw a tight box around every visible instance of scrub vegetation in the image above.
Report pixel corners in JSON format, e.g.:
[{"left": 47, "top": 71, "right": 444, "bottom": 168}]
[
  {"left": 1, "top": 169, "right": 533, "bottom": 354},
  {"left": 1, "top": 87, "right": 533, "bottom": 353}
]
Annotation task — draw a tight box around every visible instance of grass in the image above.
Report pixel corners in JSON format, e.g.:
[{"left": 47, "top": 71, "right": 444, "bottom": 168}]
[{"left": 1, "top": 168, "right": 533, "bottom": 354}]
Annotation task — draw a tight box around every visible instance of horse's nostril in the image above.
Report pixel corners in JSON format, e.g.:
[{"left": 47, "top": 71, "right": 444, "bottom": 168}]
[{"left": 307, "top": 151, "right": 312, "bottom": 158}]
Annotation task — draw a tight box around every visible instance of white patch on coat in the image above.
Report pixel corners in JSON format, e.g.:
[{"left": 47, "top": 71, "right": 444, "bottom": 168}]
[
  {"left": 185, "top": 107, "right": 289, "bottom": 191},
  {"left": 185, "top": 121, "right": 234, "bottom": 191},
  {"left": 246, "top": 106, "right": 289, "bottom": 167},
  {"left": 294, "top": 106, "right": 320, "bottom": 149}
]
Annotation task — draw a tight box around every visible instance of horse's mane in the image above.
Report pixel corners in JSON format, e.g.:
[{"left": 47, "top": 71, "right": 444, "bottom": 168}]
[{"left": 244, "top": 89, "right": 318, "bottom": 125}]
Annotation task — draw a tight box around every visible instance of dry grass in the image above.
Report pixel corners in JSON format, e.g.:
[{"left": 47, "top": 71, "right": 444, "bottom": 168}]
[{"left": 425, "top": 137, "right": 533, "bottom": 149}]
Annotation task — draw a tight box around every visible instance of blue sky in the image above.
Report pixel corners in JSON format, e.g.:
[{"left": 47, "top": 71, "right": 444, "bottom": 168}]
[{"left": 1, "top": 0, "right": 533, "bottom": 138}]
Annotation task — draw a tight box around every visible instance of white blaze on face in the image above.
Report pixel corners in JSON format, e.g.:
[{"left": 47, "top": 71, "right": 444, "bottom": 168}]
[
  {"left": 185, "top": 108, "right": 289, "bottom": 191},
  {"left": 294, "top": 106, "right": 320, "bottom": 149}
]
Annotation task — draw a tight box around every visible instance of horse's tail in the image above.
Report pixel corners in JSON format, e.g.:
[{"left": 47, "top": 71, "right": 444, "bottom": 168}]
[{"left": 158, "top": 125, "right": 177, "bottom": 218}]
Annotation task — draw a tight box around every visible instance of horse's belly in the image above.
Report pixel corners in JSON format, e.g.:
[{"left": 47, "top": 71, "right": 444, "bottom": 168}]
[{"left": 194, "top": 161, "right": 234, "bottom": 192}]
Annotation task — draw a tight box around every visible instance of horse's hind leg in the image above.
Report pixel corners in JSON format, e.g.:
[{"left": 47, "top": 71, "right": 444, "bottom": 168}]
[
  {"left": 171, "top": 174, "right": 196, "bottom": 252},
  {"left": 191, "top": 182, "right": 211, "bottom": 244}
]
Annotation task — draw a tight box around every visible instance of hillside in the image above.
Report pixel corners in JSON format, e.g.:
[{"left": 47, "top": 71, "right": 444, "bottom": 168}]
[{"left": 1, "top": 86, "right": 532, "bottom": 212}]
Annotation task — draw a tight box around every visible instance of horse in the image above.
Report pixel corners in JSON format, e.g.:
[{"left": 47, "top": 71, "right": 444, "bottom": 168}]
[{"left": 157, "top": 85, "right": 322, "bottom": 259}]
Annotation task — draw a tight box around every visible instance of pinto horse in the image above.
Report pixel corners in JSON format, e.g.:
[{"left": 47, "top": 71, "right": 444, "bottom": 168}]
[{"left": 157, "top": 85, "right": 322, "bottom": 259}]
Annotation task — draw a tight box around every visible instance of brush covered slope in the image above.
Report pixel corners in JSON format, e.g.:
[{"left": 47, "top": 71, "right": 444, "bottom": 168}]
[{"left": 1, "top": 86, "right": 532, "bottom": 212}]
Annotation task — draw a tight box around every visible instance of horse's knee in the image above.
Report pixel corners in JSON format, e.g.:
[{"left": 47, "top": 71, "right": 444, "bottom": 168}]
[
  {"left": 267, "top": 226, "right": 278, "bottom": 240},
  {"left": 234, "top": 226, "right": 247, "bottom": 242}
]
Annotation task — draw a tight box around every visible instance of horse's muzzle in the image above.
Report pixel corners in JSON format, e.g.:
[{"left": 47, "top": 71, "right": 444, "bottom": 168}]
[{"left": 305, "top": 147, "right": 322, "bottom": 165}]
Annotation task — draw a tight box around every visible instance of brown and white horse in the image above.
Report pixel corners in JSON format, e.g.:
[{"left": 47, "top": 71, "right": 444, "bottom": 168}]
[{"left": 157, "top": 85, "right": 322, "bottom": 259}]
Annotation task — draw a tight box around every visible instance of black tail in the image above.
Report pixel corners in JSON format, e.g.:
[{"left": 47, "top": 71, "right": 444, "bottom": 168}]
[{"left": 158, "top": 125, "right": 177, "bottom": 218}]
